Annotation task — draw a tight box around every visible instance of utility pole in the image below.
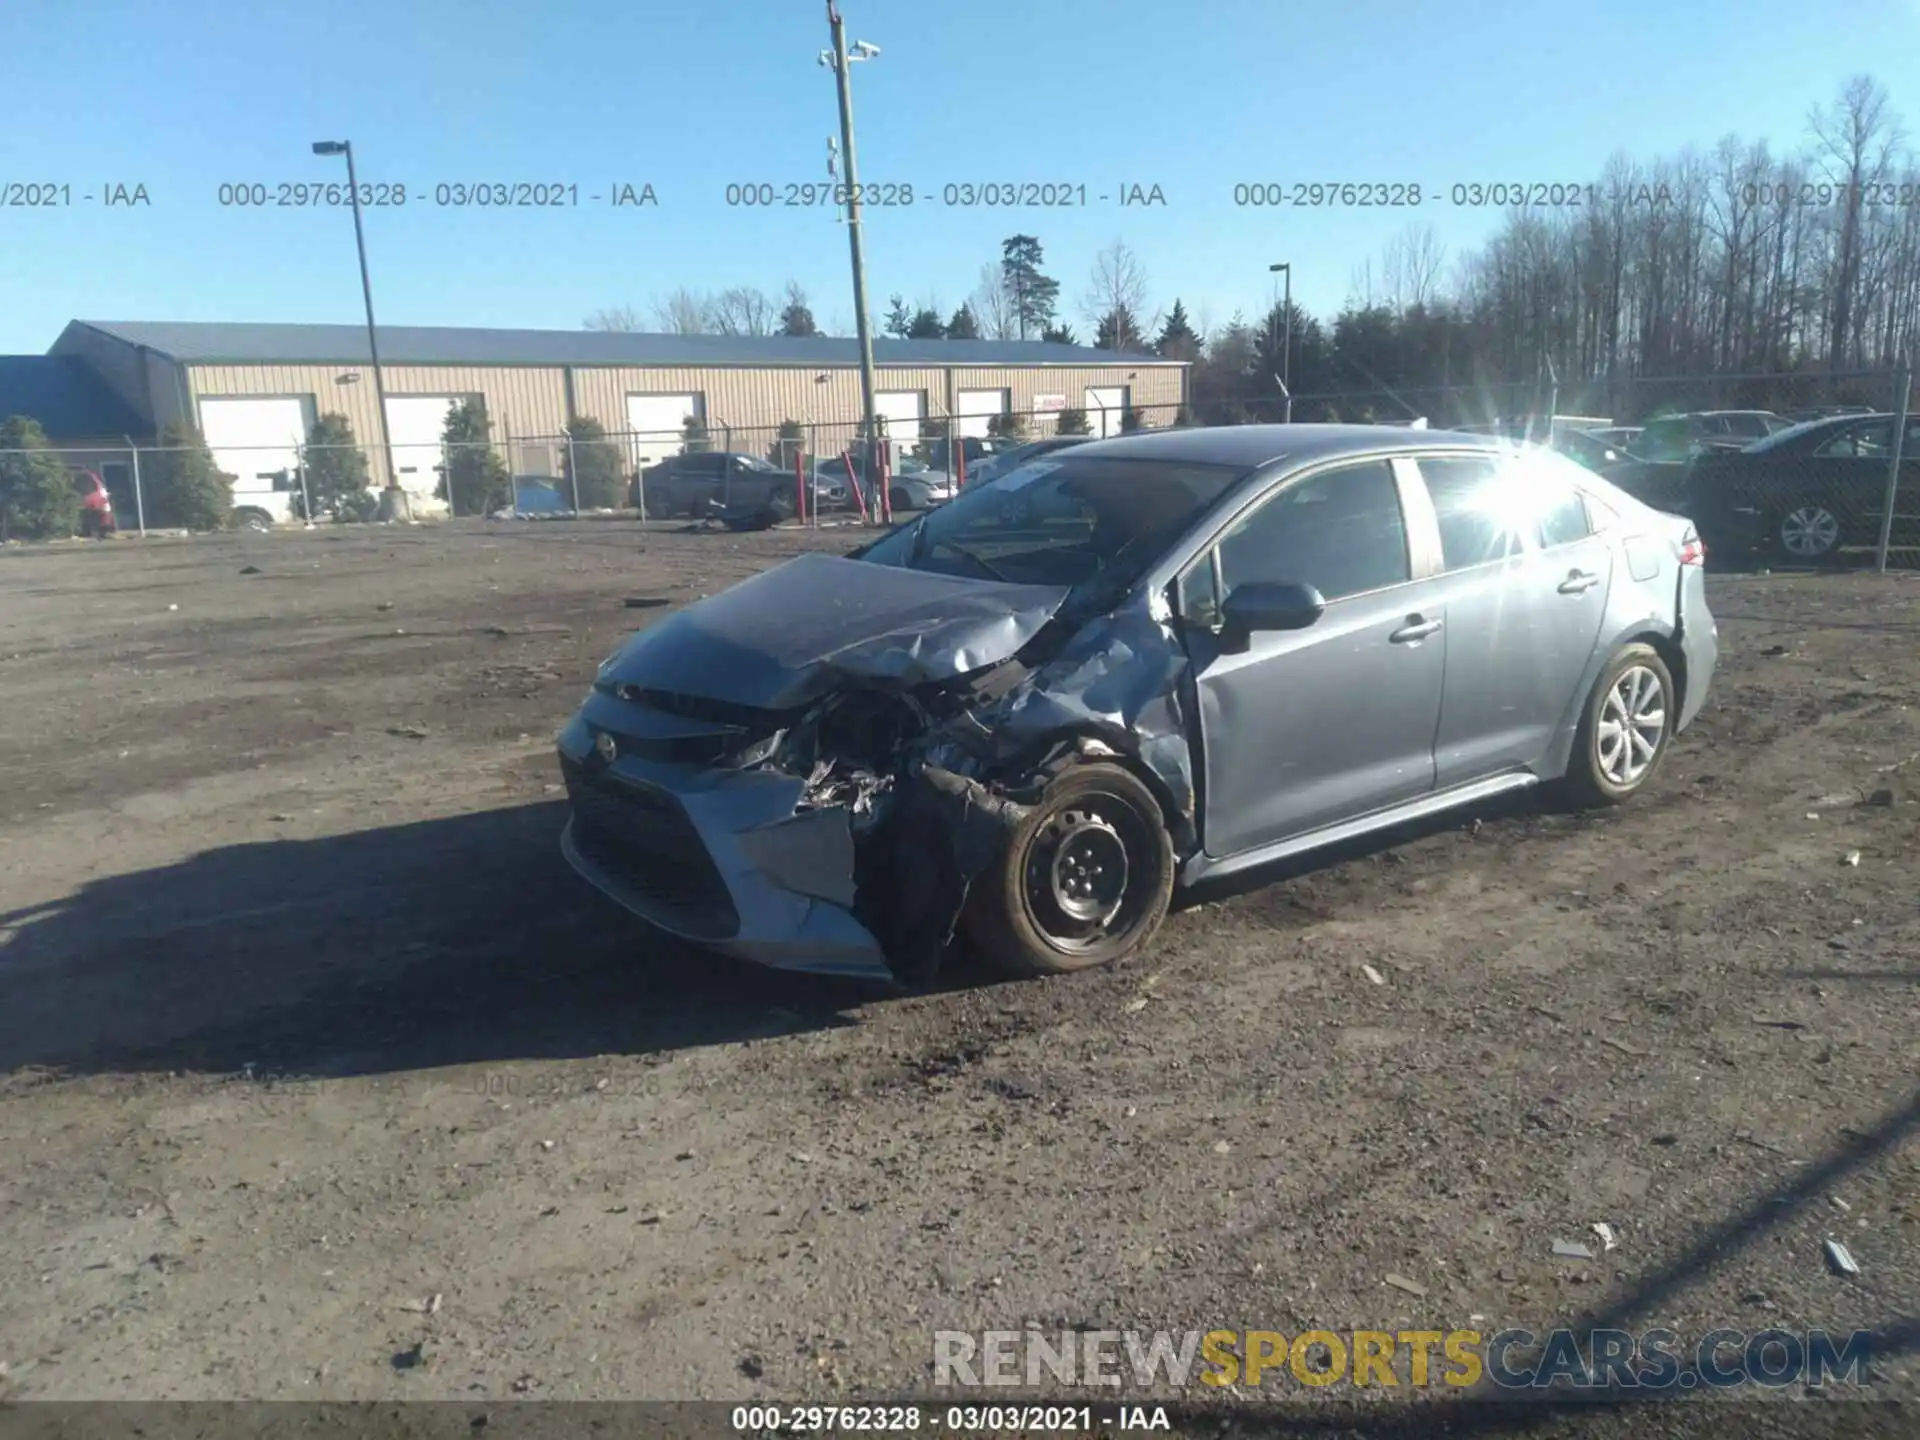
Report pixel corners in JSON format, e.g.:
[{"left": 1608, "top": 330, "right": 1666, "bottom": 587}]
[
  {"left": 312, "top": 140, "right": 401, "bottom": 504},
  {"left": 1270, "top": 261, "right": 1293, "bottom": 423},
  {"left": 822, "top": 4, "right": 882, "bottom": 517}
]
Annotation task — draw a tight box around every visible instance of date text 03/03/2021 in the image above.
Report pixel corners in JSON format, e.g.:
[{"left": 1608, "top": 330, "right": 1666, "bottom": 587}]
[
  {"left": 728, "top": 1404, "right": 1171, "bottom": 1432},
  {"left": 721, "top": 181, "right": 1167, "bottom": 207}
]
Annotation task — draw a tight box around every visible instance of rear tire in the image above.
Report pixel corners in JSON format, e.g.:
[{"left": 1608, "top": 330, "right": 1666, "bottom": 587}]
[
  {"left": 963, "top": 762, "right": 1174, "bottom": 977},
  {"left": 1773, "top": 500, "right": 1843, "bottom": 563},
  {"left": 889, "top": 487, "right": 911, "bottom": 514},
  {"left": 1563, "top": 643, "right": 1675, "bottom": 809},
  {"left": 230, "top": 507, "right": 274, "bottom": 533}
]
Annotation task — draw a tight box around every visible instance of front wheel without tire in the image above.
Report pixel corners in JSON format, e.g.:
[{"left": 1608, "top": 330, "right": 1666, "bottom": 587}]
[
  {"left": 963, "top": 762, "right": 1175, "bottom": 977},
  {"left": 1563, "top": 643, "right": 1675, "bottom": 808}
]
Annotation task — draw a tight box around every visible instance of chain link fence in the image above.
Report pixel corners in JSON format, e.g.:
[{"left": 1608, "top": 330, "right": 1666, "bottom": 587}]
[{"left": 5, "top": 374, "right": 1913, "bottom": 566}]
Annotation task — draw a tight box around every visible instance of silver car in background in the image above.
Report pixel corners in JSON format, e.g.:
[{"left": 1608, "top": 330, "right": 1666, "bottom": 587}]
[{"left": 557, "top": 426, "right": 1716, "bottom": 985}]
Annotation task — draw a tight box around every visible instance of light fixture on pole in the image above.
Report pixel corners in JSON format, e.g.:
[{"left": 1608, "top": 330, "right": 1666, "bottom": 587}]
[
  {"left": 1269, "top": 261, "right": 1292, "bottom": 424},
  {"left": 312, "top": 140, "right": 403, "bottom": 506},
  {"left": 821, "top": 3, "right": 884, "bottom": 522}
]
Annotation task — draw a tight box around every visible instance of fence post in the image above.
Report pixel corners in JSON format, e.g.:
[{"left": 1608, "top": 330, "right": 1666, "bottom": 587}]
[
  {"left": 565, "top": 432, "right": 581, "bottom": 516},
  {"left": 1875, "top": 356, "right": 1912, "bottom": 574},
  {"left": 297, "top": 459, "right": 313, "bottom": 527},
  {"left": 125, "top": 438, "right": 146, "bottom": 536}
]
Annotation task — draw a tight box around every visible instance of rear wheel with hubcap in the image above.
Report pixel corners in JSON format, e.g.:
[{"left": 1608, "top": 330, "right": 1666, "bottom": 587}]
[
  {"left": 1564, "top": 643, "right": 1676, "bottom": 807},
  {"left": 964, "top": 762, "right": 1174, "bottom": 976}
]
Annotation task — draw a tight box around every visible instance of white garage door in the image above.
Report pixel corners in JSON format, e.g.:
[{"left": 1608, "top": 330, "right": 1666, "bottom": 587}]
[
  {"left": 956, "top": 388, "right": 1009, "bottom": 439},
  {"left": 385, "top": 396, "right": 464, "bottom": 504},
  {"left": 199, "top": 396, "right": 314, "bottom": 518},
  {"left": 1086, "top": 386, "right": 1129, "bottom": 438},
  {"left": 626, "top": 393, "right": 703, "bottom": 470},
  {"left": 873, "top": 389, "right": 924, "bottom": 461}
]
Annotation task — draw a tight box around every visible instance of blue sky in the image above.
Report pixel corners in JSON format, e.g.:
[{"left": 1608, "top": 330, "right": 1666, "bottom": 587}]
[{"left": 4, "top": 0, "right": 1919, "bottom": 353}]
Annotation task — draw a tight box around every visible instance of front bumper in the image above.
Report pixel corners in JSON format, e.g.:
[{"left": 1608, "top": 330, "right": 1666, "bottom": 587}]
[{"left": 555, "top": 709, "right": 894, "bottom": 982}]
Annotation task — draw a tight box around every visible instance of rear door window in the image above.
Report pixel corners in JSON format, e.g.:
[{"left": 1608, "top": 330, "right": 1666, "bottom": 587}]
[{"left": 1415, "top": 456, "right": 1524, "bottom": 571}]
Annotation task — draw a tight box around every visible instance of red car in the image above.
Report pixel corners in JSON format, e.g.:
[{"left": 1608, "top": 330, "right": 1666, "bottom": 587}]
[{"left": 73, "top": 470, "right": 116, "bottom": 537}]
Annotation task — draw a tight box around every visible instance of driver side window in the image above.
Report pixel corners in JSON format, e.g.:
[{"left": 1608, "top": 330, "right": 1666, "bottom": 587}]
[{"left": 1215, "top": 460, "right": 1410, "bottom": 603}]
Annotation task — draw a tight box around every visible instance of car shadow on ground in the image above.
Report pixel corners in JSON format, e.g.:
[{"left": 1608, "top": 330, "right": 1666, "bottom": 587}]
[{"left": 0, "top": 800, "right": 889, "bottom": 1082}]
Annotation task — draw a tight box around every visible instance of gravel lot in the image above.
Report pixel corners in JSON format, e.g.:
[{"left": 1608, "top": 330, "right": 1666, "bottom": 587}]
[{"left": 0, "top": 520, "right": 1914, "bottom": 1432}]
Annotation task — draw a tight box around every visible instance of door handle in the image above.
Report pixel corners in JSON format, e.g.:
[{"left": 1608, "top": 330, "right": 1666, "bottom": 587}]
[
  {"left": 1558, "top": 569, "right": 1600, "bottom": 594},
  {"left": 1390, "top": 615, "right": 1443, "bottom": 643}
]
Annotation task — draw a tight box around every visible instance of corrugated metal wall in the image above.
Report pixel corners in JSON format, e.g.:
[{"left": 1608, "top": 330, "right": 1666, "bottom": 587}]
[{"left": 178, "top": 358, "right": 1188, "bottom": 485}]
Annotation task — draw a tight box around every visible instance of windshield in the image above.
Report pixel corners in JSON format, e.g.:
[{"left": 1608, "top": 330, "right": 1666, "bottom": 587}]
[{"left": 856, "top": 454, "right": 1247, "bottom": 596}]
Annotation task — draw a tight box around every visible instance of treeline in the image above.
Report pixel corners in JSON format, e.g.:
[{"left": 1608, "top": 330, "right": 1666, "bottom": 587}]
[{"left": 583, "top": 75, "right": 1920, "bottom": 424}]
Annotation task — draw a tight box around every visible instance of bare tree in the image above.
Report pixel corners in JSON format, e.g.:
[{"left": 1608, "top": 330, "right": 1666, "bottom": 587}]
[
  {"left": 1381, "top": 224, "right": 1448, "bottom": 311},
  {"left": 1081, "top": 240, "right": 1149, "bottom": 328},
  {"left": 1809, "top": 75, "right": 1905, "bottom": 368},
  {"left": 709, "top": 286, "right": 779, "bottom": 337},
  {"left": 651, "top": 288, "right": 713, "bottom": 334},
  {"left": 584, "top": 305, "right": 646, "bottom": 332},
  {"left": 970, "top": 264, "right": 1018, "bottom": 341}
]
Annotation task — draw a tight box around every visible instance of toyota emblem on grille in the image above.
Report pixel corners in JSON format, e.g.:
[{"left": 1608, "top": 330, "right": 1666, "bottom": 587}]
[{"left": 593, "top": 731, "right": 618, "bottom": 764}]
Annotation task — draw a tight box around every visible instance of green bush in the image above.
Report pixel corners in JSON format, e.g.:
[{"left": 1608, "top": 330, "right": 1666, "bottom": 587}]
[
  {"left": 767, "top": 418, "right": 806, "bottom": 470},
  {"left": 438, "top": 399, "right": 510, "bottom": 515},
  {"left": 1054, "top": 407, "right": 1091, "bottom": 436},
  {"left": 562, "top": 417, "right": 627, "bottom": 508},
  {"left": 146, "top": 425, "right": 232, "bottom": 530},
  {"left": 987, "top": 410, "right": 1027, "bottom": 441},
  {"left": 298, "top": 413, "right": 372, "bottom": 517},
  {"left": 681, "top": 415, "right": 712, "bottom": 454},
  {"left": 0, "top": 416, "right": 83, "bottom": 540}
]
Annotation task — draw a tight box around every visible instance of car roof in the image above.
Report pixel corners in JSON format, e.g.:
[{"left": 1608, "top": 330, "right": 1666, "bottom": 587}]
[{"left": 1066, "top": 423, "right": 1507, "bottom": 470}]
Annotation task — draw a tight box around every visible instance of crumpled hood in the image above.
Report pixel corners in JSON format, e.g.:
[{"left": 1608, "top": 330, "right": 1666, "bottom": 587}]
[{"left": 600, "top": 551, "right": 1070, "bottom": 710}]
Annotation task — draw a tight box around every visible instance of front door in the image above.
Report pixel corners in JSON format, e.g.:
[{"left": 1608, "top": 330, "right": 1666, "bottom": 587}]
[{"left": 1181, "top": 458, "right": 1447, "bottom": 859}]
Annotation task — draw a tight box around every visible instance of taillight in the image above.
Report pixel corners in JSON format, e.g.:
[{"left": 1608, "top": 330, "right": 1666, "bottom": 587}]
[{"left": 1678, "top": 530, "right": 1706, "bottom": 566}]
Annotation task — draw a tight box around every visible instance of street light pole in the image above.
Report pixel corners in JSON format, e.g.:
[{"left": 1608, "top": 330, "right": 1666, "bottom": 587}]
[
  {"left": 1269, "top": 261, "right": 1292, "bottom": 423},
  {"left": 822, "top": 4, "right": 882, "bottom": 522},
  {"left": 313, "top": 140, "right": 402, "bottom": 506}
]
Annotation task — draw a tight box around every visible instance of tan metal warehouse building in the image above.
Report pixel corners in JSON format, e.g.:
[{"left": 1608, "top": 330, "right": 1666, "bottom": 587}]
[{"left": 47, "top": 320, "right": 1188, "bottom": 518}]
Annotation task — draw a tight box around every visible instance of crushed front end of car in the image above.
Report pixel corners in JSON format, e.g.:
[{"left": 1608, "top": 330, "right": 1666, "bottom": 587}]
[{"left": 555, "top": 550, "right": 1201, "bottom": 986}]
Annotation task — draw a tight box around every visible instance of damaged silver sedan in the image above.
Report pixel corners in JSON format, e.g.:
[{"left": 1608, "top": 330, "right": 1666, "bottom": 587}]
[{"left": 557, "top": 425, "right": 1716, "bottom": 985}]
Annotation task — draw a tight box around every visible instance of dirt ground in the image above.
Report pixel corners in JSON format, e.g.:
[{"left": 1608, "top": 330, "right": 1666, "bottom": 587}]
[{"left": 0, "top": 519, "right": 1915, "bottom": 1427}]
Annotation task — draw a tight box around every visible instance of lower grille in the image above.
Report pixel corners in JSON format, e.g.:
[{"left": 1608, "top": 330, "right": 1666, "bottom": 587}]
[{"left": 561, "top": 756, "right": 739, "bottom": 939}]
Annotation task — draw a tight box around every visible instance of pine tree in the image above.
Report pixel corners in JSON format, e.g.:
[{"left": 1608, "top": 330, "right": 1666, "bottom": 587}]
[
  {"left": 439, "top": 399, "right": 510, "bottom": 515},
  {"left": 146, "top": 424, "right": 232, "bottom": 530},
  {"left": 1155, "top": 299, "right": 1202, "bottom": 362},
  {"left": 562, "top": 416, "right": 627, "bottom": 508},
  {"left": 0, "top": 416, "right": 82, "bottom": 540},
  {"left": 1040, "top": 324, "right": 1077, "bottom": 345},
  {"left": 999, "top": 235, "right": 1060, "bottom": 340},
  {"left": 946, "top": 305, "right": 980, "bottom": 340},
  {"left": 1095, "top": 305, "right": 1144, "bottom": 351},
  {"left": 907, "top": 308, "right": 946, "bottom": 339},
  {"left": 883, "top": 295, "right": 912, "bottom": 338},
  {"left": 297, "top": 413, "right": 371, "bottom": 516}
]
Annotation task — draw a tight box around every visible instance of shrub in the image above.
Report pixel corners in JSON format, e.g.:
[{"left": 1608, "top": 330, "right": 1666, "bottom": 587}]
[
  {"left": 1054, "top": 407, "right": 1091, "bottom": 436},
  {"left": 0, "top": 416, "right": 83, "bottom": 540},
  {"left": 146, "top": 425, "right": 232, "bottom": 530},
  {"left": 562, "top": 416, "right": 626, "bottom": 508},
  {"left": 298, "top": 413, "right": 371, "bottom": 517},
  {"left": 439, "top": 399, "right": 510, "bottom": 515}
]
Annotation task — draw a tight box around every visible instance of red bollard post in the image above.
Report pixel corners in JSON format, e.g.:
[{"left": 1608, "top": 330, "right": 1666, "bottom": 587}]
[
  {"left": 843, "top": 451, "right": 869, "bottom": 523},
  {"left": 955, "top": 441, "right": 966, "bottom": 492}
]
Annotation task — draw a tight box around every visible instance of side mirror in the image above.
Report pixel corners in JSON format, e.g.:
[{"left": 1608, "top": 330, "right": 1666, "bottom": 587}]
[{"left": 1221, "top": 580, "right": 1326, "bottom": 636}]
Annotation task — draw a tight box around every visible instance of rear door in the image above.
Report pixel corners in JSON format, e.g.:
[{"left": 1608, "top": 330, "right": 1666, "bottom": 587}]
[
  {"left": 1414, "top": 450, "right": 1614, "bottom": 786},
  {"left": 1180, "top": 457, "right": 1447, "bottom": 857}
]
